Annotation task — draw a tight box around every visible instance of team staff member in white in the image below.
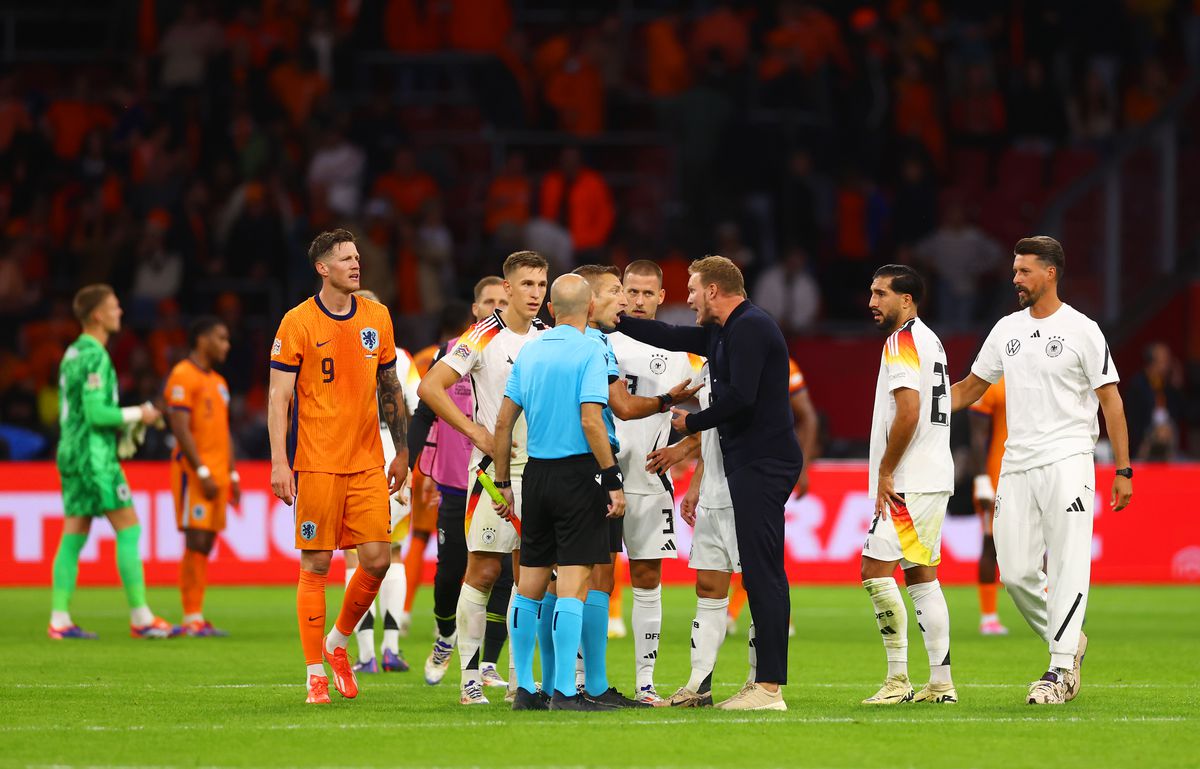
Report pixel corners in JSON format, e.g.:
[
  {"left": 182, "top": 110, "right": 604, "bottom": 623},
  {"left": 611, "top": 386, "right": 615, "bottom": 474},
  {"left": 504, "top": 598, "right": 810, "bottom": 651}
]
[
  {"left": 950, "top": 236, "right": 1133, "bottom": 705},
  {"left": 861, "top": 265, "right": 956, "bottom": 706}
]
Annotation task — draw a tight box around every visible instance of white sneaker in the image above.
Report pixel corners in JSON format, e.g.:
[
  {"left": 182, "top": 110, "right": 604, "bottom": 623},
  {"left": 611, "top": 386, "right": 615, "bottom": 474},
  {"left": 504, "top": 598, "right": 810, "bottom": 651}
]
[
  {"left": 398, "top": 611, "right": 411, "bottom": 638},
  {"left": 1062, "top": 631, "right": 1087, "bottom": 702},
  {"left": 480, "top": 663, "right": 507, "bottom": 688},
  {"left": 424, "top": 634, "right": 455, "bottom": 686},
  {"left": 636, "top": 684, "right": 663, "bottom": 705},
  {"left": 715, "top": 683, "right": 786, "bottom": 711},
  {"left": 460, "top": 679, "right": 489, "bottom": 705},
  {"left": 913, "top": 682, "right": 958, "bottom": 703},
  {"left": 1027, "top": 674, "right": 1066, "bottom": 705},
  {"left": 607, "top": 617, "right": 627, "bottom": 639},
  {"left": 862, "top": 675, "right": 915, "bottom": 705}
]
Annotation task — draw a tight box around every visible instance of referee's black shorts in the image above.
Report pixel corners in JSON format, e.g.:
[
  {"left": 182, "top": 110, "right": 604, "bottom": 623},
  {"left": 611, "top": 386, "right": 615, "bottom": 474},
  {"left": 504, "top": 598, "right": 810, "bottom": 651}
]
[{"left": 521, "top": 454, "right": 610, "bottom": 568}]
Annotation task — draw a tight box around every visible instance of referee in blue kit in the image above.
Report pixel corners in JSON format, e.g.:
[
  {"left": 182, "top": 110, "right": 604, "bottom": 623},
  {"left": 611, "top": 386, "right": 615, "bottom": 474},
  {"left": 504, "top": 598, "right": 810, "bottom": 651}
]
[
  {"left": 616, "top": 255, "right": 802, "bottom": 711},
  {"left": 491, "top": 274, "right": 626, "bottom": 712}
]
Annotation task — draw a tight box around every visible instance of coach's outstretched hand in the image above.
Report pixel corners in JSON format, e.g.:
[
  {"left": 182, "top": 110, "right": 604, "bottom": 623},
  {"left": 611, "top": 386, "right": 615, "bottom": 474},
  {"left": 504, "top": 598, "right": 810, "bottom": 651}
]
[
  {"left": 607, "top": 488, "right": 626, "bottom": 519},
  {"left": 271, "top": 460, "right": 296, "bottom": 506}
]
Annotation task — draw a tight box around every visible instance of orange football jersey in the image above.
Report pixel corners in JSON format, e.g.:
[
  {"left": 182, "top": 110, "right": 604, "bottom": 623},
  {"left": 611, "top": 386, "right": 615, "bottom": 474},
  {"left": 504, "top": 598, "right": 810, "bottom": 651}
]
[
  {"left": 969, "top": 377, "right": 1007, "bottom": 489},
  {"left": 270, "top": 294, "right": 397, "bottom": 474},
  {"left": 164, "top": 359, "right": 232, "bottom": 481}
]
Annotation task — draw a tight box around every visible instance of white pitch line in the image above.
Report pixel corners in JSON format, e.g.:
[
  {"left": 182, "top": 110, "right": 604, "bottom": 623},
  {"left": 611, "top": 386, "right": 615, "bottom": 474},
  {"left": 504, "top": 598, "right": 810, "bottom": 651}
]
[{"left": 0, "top": 716, "right": 1189, "bottom": 734}]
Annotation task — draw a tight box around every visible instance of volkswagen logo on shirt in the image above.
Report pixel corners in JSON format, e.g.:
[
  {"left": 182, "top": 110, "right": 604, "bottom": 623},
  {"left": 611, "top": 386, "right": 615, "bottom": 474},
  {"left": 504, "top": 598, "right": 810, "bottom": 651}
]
[{"left": 1005, "top": 339, "right": 1021, "bottom": 356}]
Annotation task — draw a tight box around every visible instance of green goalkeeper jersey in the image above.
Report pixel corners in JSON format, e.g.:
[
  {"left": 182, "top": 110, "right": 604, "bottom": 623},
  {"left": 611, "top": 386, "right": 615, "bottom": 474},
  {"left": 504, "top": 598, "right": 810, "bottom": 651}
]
[{"left": 56, "top": 333, "right": 125, "bottom": 477}]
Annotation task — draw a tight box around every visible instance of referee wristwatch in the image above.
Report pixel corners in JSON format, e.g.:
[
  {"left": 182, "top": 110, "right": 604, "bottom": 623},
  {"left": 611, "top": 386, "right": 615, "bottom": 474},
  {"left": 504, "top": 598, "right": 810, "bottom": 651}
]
[{"left": 1115, "top": 467, "right": 1133, "bottom": 479}]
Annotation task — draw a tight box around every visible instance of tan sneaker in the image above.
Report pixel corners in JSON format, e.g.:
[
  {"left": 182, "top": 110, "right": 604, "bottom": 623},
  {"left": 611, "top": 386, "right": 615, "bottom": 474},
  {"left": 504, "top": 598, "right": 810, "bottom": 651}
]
[
  {"left": 659, "top": 686, "right": 713, "bottom": 708},
  {"left": 912, "top": 682, "right": 958, "bottom": 703},
  {"left": 862, "top": 675, "right": 915, "bottom": 705},
  {"left": 715, "top": 683, "right": 787, "bottom": 711},
  {"left": 1027, "top": 675, "right": 1066, "bottom": 704},
  {"left": 1062, "top": 631, "right": 1087, "bottom": 702}
]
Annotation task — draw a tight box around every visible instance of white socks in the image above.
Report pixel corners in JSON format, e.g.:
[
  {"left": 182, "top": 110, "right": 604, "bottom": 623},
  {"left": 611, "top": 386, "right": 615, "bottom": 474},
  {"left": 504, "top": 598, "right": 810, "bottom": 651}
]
[
  {"left": 51, "top": 610, "right": 72, "bottom": 629},
  {"left": 686, "top": 595, "right": 728, "bottom": 693},
  {"left": 130, "top": 605, "right": 154, "bottom": 627},
  {"left": 380, "top": 562, "right": 407, "bottom": 654},
  {"left": 457, "top": 584, "right": 489, "bottom": 686},
  {"left": 908, "top": 579, "right": 952, "bottom": 685},
  {"left": 182, "top": 612, "right": 203, "bottom": 624},
  {"left": 632, "top": 585, "right": 662, "bottom": 690},
  {"left": 346, "top": 565, "right": 375, "bottom": 662},
  {"left": 306, "top": 663, "right": 325, "bottom": 679},
  {"left": 864, "top": 577, "right": 908, "bottom": 678}
]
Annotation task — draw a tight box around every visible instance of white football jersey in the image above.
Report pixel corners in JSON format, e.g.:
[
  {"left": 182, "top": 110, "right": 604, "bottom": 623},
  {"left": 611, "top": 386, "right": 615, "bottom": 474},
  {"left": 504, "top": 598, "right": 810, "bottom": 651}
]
[
  {"left": 443, "top": 310, "right": 546, "bottom": 472},
  {"left": 971, "top": 303, "right": 1118, "bottom": 474},
  {"left": 697, "top": 363, "right": 733, "bottom": 508},
  {"left": 868, "top": 317, "right": 954, "bottom": 497},
  {"left": 609, "top": 331, "right": 698, "bottom": 494}
]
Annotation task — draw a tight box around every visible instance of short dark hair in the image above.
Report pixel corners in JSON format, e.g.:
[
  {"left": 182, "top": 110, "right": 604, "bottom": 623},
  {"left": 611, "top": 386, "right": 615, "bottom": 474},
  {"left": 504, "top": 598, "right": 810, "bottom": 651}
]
[
  {"left": 1014, "top": 235, "right": 1065, "bottom": 279},
  {"left": 72, "top": 284, "right": 114, "bottom": 324},
  {"left": 572, "top": 264, "right": 621, "bottom": 293},
  {"left": 872, "top": 264, "right": 925, "bottom": 305},
  {"left": 473, "top": 276, "right": 504, "bottom": 302},
  {"left": 307, "top": 228, "right": 356, "bottom": 266},
  {"left": 502, "top": 250, "right": 549, "bottom": 277},
  {"left": 624, "top": 259, "right": 663, "bottom": 287},
  {"left": 188, "top": 316, "right": 225, "bottom": 348}
]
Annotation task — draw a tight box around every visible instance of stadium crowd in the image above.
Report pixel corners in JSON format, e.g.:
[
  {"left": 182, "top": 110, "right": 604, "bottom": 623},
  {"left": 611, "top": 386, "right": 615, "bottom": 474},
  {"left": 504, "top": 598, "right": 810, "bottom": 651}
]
[{"left": 0, "top": 0, "right": 1197, "bottom": 460}]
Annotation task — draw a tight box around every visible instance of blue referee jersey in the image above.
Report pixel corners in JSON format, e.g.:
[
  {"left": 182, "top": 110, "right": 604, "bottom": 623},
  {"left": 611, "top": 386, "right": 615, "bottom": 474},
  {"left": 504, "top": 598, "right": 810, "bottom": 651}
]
[
  {"left": 585, "top": 326, "right": 620, "bottom": 451},
  {"left": 505, "top": 325, "right": 610, "bottom": 460}
]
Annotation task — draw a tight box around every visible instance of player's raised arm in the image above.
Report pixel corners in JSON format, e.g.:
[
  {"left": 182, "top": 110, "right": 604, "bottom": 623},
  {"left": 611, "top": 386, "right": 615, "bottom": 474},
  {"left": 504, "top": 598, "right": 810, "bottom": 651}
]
[
  {"left": 1096, "top": 383, "right": 1133, "bottom": 511},
  {"left": 950, "top": 372, "right": 991, "bottom": 412},
  {"left": 615, "top": 314, "right": 709, "bottom": 355},
  {"left": 609, "top": 376, "right": 703, "bottom": 421},
  {"left": 267, "top": 366, "right": 297, "bottom": 505}
]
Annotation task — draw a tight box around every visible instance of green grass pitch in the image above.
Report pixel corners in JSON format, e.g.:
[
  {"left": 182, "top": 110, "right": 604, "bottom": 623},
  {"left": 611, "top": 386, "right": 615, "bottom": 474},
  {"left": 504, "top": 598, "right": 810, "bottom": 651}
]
[{"left": 1, "top": 584, "right": 1196, "bottom": 769}]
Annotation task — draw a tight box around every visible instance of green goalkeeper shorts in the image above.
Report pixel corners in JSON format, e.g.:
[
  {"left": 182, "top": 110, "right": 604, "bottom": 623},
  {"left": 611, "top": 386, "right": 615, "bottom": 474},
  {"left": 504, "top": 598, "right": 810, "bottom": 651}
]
[{"left": 59, "top": 467, "right": 134, "bottom": 518}]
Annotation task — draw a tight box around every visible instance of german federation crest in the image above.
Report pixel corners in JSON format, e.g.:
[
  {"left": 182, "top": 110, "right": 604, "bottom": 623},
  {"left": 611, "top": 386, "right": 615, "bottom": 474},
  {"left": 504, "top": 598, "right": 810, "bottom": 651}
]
[{"left": 360, "top": 327, "right": 379, "bottom": 352}]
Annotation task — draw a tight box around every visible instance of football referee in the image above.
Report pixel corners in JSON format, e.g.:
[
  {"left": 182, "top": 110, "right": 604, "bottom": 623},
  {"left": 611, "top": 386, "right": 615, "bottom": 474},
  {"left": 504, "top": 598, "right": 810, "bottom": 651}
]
[
  {"left": 491, "top": 274, "right": 626, "bottom": 712},
  {"left": 616, "top": 255, "right": 802, "bottom": 711}
]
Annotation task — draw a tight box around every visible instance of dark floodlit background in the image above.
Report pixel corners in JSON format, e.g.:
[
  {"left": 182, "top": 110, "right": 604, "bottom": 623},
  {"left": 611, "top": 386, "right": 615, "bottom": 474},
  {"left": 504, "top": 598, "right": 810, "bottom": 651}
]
[{"left": 0, "top": 0, "right": 1197, "bottom": 466}]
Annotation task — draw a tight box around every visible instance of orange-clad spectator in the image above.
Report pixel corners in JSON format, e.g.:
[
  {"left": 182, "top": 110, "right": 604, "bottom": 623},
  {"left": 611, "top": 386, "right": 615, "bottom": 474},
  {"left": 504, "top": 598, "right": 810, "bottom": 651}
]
[
  {"left": 384, "top": 0, "right": 444, "bottom": 52},
  {"left": 484, "top": 152, "right": 531, "bottom": 234},
  {"left": 690, "top": 6, "right": 750, "bottom": 70},
  {"left": 1124, "top": 58, "right": 1172, "bottom": 127},
  {"left": 533, "top": 33, "right": 571, "bottom": 87},
  {"left": 444, "top": 0, "right": 511, "bottom": 53},
  {"left": 644, "top": 16, "right": 691, "bottom": 96},
  {"left": 372, "top": 147, "right": 440, "bottom": 218},
  {"left": 544, "top": 53, "right": 606, "bottom": 136},
  {"left": 43, "top": 76, "right": 113, "bottom": 160},
  {"left": 0, "top": 77, "right": 32, "bottom": 154},
  {"left": 893, "top": 57, "right": 946, "bottom": 168},
  {"left": 759, "top": 1, "right": 850, "bottom": 80},
  {"left": 538, "top": 146, "right": 615, "bottom": 253},
  {"left": 267, "top": 51, "right": 329, "bottom": 127},
  {"left": 951, "top": 63, "right": 1006, "bottom": 140}
]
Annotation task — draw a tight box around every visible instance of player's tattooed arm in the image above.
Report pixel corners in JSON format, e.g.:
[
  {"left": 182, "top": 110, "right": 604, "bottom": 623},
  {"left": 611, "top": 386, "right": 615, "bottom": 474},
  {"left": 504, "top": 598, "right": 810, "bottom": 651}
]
[{"left": 378, "top": 365, "right": 409, "bottom": 451}]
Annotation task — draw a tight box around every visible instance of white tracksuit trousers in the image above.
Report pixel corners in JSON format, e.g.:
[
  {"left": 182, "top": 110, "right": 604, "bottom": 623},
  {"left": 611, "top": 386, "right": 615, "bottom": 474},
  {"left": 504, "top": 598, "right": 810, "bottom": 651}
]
[{"left": 994, "top": 452, "right": 1094, "bottom": 671}]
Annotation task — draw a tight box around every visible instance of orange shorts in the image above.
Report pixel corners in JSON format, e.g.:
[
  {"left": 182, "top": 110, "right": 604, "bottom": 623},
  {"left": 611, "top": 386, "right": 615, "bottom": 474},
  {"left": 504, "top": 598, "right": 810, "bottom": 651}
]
[
  {"left": 410, "top": 465, "right": 437, "bottom": 534},
  {"left": 172, "top": 463, "right": 228, "bottom": 532},
  {"left": 294, "top": 468, "right": 391, "bottom": 550}
]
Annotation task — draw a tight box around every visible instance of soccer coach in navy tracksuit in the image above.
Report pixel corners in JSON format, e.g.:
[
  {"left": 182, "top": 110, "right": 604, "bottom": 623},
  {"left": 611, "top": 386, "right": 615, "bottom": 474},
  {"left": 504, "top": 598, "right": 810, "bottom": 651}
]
[{"left": 615, "top": 255, "right": 802, "bottom": 710}]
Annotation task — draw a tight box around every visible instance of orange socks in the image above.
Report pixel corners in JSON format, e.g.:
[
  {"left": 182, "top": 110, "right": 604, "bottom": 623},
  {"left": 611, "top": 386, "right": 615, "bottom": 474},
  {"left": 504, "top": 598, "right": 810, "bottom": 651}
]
[
  {"left": 403, "top": 534, "right": 426, "bottom": 613},
  {"left": 729, "top": 576, "right": 748, "bottom": 620},
  {"left": 978, "top": 582, "right": 999, "bottom": 615},
  {"left": 180, "top": 548, "right": 207, "bottom": 617},
  {"left": 298, "top": 570, "right": 328, "bottom": 665},
  {"left": 609, "top": 555, "right": 627, "bottom": 619},
  {"left": 335, "top": 568, "right": 383, "bottom": 636}
]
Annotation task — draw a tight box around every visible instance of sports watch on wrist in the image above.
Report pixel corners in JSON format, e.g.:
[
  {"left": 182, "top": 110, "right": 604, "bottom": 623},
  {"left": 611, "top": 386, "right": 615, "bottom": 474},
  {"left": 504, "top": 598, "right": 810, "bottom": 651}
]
[{"left": 1115, "top": 467, "right": 1133, "bottom": 479}]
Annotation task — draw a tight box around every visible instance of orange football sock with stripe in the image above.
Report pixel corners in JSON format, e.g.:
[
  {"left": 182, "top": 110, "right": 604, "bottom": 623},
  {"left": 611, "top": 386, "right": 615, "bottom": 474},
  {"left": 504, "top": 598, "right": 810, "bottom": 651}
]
[
  {"left": 335, "top": 569, "right": 384, "bottom": 638},
  {"left": 609, "top": 555, "right": 626, "bottom": 620},
  {"left": 729, "top": 578, "right": 748, "bottom": 620},
  {"left": 180, "top": 549, "right": 208, "bottom": 619},
  {"left": 403, "top": 535, "right": 426, "bottom": 613},
  {"left": 298, "top": 570, "right": 328, "bottom": 667}
]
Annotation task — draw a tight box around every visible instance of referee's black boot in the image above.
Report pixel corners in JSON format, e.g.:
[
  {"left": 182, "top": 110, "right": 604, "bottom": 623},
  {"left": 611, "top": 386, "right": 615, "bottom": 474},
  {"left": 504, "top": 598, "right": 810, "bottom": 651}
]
[
  {"left": 584, "top": 687, "right": 651, "bottom": 708},
  {"left": 511, "top": 687, "right": 550, "bottom": 711},
  {"left": 549, "top": 692, "right": 618, "bottom": 711}
]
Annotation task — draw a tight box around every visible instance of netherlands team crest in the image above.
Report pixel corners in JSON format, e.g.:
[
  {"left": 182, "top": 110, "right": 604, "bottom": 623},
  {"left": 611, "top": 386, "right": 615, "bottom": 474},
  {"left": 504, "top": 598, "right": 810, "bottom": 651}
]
[{"left": 360, "top": 327, "right": 379, "bottom": 352}]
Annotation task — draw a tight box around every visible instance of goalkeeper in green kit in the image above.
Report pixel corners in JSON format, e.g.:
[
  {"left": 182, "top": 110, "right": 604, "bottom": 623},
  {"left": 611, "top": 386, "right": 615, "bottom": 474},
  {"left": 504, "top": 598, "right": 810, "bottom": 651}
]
[{"left": 49, "top": 284, "right": 179, "bottom": 640}]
